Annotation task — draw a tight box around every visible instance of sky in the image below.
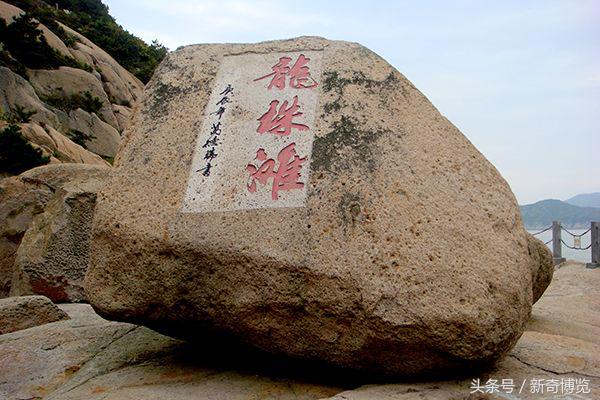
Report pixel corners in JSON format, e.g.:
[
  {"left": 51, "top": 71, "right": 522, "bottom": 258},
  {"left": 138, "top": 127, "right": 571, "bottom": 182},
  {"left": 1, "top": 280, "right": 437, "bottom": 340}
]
[{"left": 103, "top": 0, "right": 599, "bottom": 204}]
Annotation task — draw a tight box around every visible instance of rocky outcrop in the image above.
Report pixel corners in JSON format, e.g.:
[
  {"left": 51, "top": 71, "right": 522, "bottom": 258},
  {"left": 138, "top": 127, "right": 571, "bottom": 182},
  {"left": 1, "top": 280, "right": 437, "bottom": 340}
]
[
  {"left": 0, "top": 0, "right": 144, "bottom": 174},
  {"left": 0, "top": 67, "right": 61, "bottom": 128},
  {"left": 57, "top": 22, "right": 143, "bottom": 108},
  {"left": 29, "top": 66, "right": 120, "bottom": 129},
  {"left": 10, "top": 165, "right": 108, "bottom": 302},
  {"left": 64, "top": 109, "right": 120, "bottom": 157},
  {"left": 16, "top": 122, "right": 108, "bottom": 166},
  {"left": 0, "top": 1, "right": 72, "bottom": 60},
  {"left": 0, "top": 164, "right": 109, "bottom": 298},
  {"left": 0, "top": 1, "right": 20, "bottom": 21},
  {"left": 85, "top": 37, "right": 551, "bottom": 375},
  {"left": 0, "top": 262, "right": 596, "bottom": 399},
  {"left": 0, "top": 295, "right": 69, "bottom": 334},
  {"left": 111, "top": 104, "right": 134, "bottom": 132}
]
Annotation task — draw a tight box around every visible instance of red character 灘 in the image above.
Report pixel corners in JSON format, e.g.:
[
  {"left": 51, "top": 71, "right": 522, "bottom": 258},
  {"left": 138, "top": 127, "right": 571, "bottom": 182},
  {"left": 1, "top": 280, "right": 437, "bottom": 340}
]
[
  {"left": 246, "top": 143, "right": 306, "bottom": 200},
  {"left": 257, "top": 96, "right": 308, "bottom": 136},
  {"left": 254, "top": 54, "right": 318, "bottom": 90}
]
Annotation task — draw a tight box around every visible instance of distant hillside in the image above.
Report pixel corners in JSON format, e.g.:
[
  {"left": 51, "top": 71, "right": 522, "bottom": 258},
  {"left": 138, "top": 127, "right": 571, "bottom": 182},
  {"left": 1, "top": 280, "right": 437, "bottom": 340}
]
[
  {"left": 520, "top": 199, "right": 600, "bottom": 229},
  {"left": 6, "top": 0, "right": 166, "bottom": 83},
  {"left": 566, "top": 192, "right": 600, "bottom": 208}
]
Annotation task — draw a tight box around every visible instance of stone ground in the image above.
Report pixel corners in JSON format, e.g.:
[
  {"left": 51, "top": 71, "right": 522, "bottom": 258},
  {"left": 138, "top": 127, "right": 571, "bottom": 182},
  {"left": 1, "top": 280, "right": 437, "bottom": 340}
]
[{"left": 0, "top": 261, "right": 598, "bottom": 399}]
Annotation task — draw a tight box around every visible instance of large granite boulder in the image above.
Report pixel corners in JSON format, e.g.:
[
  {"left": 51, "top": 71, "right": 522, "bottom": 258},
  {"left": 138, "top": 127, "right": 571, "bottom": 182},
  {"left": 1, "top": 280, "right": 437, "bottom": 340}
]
[
  {"left": 85, "top": 37, "right": 551, "bottom": 375},
  {"left": 10, "top": 165, "right": 108, "bottom": 302},
  {"left": 0, "top": 295, "right": 69, "bottom": 334}
]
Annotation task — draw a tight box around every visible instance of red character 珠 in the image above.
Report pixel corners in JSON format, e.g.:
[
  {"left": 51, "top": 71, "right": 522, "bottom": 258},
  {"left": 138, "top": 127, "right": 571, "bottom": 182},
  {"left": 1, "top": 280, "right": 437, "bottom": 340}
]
[
  {"left": 254, "top": 54, "right": 318, "bottom": 90},
  {"left": 246, "top": 143, "right": 306, "bottom": 200},
  {"left": 257, "top": 96, "right": 308, "bottom": 136}
]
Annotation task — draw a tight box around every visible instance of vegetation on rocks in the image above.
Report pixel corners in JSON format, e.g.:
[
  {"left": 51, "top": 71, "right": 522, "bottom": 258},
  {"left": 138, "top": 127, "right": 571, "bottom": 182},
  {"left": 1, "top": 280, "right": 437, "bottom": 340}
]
[
  {"left": 66, "top": 128, "right": 95, "bottom": 148},
  {"left": 0, "top": 124, "right": 49, "bottom": 174},
  {"left": 0, "top": 14, "right": 91, "bottom": 78},
  {"left": 0, "top": 104, "right": 36, "bottom": 123},
  {"left": 41, "top": 90, "right": 103, "bottom": 115},
  {"left": 7, "top": 0, "right": 167, "bottom": 83}
]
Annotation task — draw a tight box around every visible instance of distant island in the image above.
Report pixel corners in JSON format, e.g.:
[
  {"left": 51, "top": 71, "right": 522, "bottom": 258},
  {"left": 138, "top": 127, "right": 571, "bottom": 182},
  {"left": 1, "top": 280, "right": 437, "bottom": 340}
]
[
  {"left": 520, "top": 192, "right": 600, "bottom": 229},
  {"left": 565, "top": 192, "right": 600, "bottom": 208}
]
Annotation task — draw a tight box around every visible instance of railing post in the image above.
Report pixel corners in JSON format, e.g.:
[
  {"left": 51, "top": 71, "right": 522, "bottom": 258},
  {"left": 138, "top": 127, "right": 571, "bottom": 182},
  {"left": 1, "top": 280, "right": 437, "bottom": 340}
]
[
  {"left": 586, "top": 221, "right": 599, "bottom": 269},
  {"left": 552, "top": 221, "right": 565, "bottom": 265}
]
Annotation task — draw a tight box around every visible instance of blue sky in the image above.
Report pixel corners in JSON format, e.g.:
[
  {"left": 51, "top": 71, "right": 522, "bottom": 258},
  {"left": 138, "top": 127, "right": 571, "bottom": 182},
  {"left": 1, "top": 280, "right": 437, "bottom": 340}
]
[{"left": 103, "top": 0, "right": 599, "bottom": 204}]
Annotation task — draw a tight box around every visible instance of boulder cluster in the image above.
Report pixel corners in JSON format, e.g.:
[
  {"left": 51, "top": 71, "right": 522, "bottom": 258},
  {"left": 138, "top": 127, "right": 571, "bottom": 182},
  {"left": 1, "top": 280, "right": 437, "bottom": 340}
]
[{"left": 0, "top": 1, "right": 142, "bottom": 172}]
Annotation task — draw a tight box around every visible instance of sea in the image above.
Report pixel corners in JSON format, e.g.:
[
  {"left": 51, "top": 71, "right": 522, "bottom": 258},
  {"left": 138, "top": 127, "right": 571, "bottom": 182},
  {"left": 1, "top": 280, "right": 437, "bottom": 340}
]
[{"left": 526, "top": 228, "right": 592, "bottom": 263}]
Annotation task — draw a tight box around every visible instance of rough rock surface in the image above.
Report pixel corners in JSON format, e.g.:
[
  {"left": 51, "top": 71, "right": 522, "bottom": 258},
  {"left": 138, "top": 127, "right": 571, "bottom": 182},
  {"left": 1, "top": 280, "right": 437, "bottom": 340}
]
[
  {"left": 322, "top": 262, "right": 600, "bottom": 399},
  {"left": 0, "top": 0, "right": 21, "bottom": 21},
  {"left": 65, "top": 108, "right": 121, "bottom": 157},
  {"left": 86, "top": 37, "right": 552, "bottom": 375},
  {"left": 111, "top": 103, "right": 134, "bottom": 132},
  {"left": 0, "top": 295, "right": 69, "bottom": 334},
  {"left": 10, "top": 165, "right": 108, "bottom": 302},
  {"left": 526, "top": 234, "right": 554, "bottom": 303},
  {"left": 0, "top": 164, "right": 109, "bottom": 298},
  {"left": 0, "top": 303, "right": 345, "bottom": 400},
  {"left": 1, "top": 262, "right": 596, "bottom": 399}
]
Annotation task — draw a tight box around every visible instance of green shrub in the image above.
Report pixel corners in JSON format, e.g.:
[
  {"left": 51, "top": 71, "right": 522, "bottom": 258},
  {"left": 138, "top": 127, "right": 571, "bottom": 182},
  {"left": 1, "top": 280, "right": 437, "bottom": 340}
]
[
  {"left": 7, "top": 0, "right": 168, "bottom": 83},
  {"left": 42, "top": 90, "right": 103, "bottom": 114},
  {"left": 0, "top": 47, "right": 28, "bottom": 78},
  {"left": 0, "top": 105, "right": 37, "bottom": 123},
  {"left": 66, "top": 128, "right": 95, "bottom": 148},
  {"left": 0, "top": 124, "right": 50, "bottom": 175},
  {"left": 0, "top": 14, "right": 92, "bottom": 73}
]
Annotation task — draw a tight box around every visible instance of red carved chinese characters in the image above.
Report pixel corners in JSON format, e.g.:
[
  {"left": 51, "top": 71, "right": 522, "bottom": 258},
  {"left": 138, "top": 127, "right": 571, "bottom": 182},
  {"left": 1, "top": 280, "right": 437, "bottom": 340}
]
[
  {"left": 254, "top": 54, "right": 318, "bottom": 90},
  {"left": 246, "top": 53, "right": 317, "bottom": 200},
  {"left": 246, "top": 143, "right": 306, "bottom": 200},
  {"left": 256, "top": 95, "right": 308, "bottom": 136}
]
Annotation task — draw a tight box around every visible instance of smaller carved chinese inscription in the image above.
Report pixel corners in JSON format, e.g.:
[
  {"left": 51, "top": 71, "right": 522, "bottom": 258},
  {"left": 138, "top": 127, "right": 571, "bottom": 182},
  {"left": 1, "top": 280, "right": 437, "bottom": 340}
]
[{"left": 197, "top": 84, "right": 233, "bottom": 177}]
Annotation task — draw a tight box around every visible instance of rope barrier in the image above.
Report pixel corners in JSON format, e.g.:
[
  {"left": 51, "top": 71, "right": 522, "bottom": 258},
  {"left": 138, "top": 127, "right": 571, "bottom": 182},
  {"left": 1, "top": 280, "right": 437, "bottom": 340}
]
[
  {"left": 531, "top": 226, "right": 552, "bottom": 236},
  {"left": 560, "top": 239, "right": 592, "bottom": 251},
  {"left": 561, "top": 226, "right": 591, "bottom": 237}
]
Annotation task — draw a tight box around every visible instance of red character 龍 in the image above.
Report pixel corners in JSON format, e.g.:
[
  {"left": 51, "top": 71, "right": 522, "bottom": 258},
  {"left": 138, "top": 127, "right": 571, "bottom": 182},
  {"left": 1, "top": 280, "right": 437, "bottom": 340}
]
[
  {"left": 254, "top": 54, "right": 318, "bottom": 90},
  {"left": 246, "top": 143, "right": 306, "bottom": 200}
]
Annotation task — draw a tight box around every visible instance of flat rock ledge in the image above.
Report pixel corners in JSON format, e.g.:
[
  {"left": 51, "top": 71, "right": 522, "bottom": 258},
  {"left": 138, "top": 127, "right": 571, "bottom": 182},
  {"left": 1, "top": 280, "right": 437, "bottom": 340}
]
[{"left": 0, "top": 261, "right": 597, "bottom": 399}]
